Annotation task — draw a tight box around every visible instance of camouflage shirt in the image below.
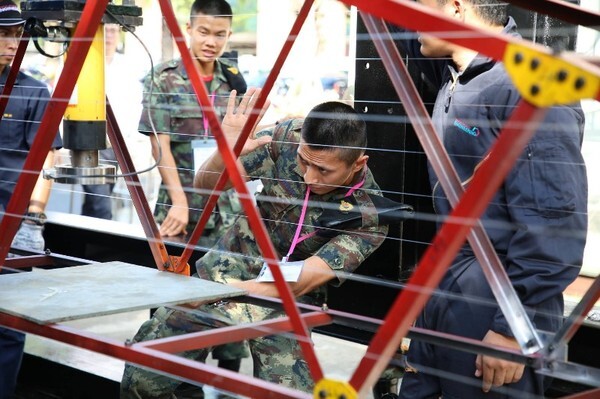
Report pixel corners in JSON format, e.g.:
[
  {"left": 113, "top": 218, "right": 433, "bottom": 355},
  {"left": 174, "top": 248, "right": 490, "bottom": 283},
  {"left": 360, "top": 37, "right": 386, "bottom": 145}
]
[
  {"left": 196, "top": 119, "right": 389, "bottom": 304},
  {"left": 138, "top": 58, "right": 245, "bottom": 238}
]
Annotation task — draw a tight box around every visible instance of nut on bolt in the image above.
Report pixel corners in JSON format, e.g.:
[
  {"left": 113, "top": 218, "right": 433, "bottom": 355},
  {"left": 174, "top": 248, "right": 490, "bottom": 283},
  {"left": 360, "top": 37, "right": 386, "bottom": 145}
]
[
  {"left": 557, "top": 70, "right": 568, "bottom": 82},
  {"left": 514, "top": 52, "right": 523, "bottom": 64},
  {"left": 530, "top": 58, "right": 540, "bottom": 70},
  {"left": 530, "top": 85, "right": 540, "bottom": 96}
]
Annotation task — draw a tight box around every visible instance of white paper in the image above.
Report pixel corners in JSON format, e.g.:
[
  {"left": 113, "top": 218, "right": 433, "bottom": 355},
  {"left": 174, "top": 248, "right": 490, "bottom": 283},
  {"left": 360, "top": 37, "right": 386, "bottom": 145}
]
[
  {"left": 256, "top": 260, "right": 304, "bottom": 283},
  {"left": 192, "top": 138, "right": 218, "bottom": 172}
]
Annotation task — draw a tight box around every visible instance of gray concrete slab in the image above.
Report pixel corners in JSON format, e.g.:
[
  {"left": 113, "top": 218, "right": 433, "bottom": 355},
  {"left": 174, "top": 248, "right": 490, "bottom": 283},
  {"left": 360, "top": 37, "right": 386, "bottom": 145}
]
[{"left": 0, "top": 261, "right": 245, "bottom": 324}]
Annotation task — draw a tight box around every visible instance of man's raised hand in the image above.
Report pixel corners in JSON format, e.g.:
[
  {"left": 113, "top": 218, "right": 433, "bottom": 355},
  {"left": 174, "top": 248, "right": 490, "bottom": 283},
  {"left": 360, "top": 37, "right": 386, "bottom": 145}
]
[{"left": 221, "top": 88, "right": 272, "bottom": 156}]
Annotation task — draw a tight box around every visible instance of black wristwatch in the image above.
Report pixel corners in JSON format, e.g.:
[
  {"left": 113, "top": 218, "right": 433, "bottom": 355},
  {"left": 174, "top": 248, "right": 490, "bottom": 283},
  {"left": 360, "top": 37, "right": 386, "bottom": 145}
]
[{"left": 24, "top": 211, "right": 47, "bottom": 226}]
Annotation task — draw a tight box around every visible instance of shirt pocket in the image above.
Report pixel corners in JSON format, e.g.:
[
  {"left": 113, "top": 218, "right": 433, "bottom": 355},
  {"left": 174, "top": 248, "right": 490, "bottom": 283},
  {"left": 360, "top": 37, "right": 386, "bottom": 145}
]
[
  {"left": 169, "top": 106, "right": 204, "bottom": 142},
  {"left": 525, "top": 139, "right": 578, "bottom": 218},
  {"left": 0, "top": 117, "right": 26, "bottom": 149}
]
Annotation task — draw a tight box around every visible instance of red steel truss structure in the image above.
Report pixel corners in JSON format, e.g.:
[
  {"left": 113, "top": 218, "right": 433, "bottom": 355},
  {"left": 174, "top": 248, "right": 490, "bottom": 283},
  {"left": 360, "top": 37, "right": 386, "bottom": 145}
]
[{"left": 1, "top": 0, "right": 600, "bottom": 398}]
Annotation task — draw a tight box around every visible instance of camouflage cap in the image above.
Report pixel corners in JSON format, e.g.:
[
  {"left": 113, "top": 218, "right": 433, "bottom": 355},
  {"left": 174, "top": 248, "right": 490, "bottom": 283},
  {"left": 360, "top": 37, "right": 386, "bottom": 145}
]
[{"left": 0, "top": 0, "right": 23, "bottom": 26}]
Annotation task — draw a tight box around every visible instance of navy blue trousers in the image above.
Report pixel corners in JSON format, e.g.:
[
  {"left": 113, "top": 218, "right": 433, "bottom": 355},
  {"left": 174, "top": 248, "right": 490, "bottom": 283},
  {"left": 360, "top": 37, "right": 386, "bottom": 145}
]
[
  {"left": 399, "top": 257, "right": 561, "bottom": 399},
  {"left": 0, "top": 263, "right": 25, "bottom": 399},
  {"left": 81, "top": 183, "right": 113, "bottom": 220},
  {"left": 0, "top": 327, "right": 24, "bottom": 399},
  {"left": 81, "top": 148, "right": 116, "bottom": 220}
]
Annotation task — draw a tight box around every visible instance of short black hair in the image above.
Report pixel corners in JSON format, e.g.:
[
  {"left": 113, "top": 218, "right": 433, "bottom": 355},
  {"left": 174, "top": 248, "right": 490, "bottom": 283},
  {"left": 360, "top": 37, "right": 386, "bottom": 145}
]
[
  {"left": 301, "top": 102, "right": 367, "bottom": 165},
  {"left": 437, "top": 0, "right": 507, "bottom": 26},
  {"left": 190, "top": 0, "right": 233, "bottom": 22}
]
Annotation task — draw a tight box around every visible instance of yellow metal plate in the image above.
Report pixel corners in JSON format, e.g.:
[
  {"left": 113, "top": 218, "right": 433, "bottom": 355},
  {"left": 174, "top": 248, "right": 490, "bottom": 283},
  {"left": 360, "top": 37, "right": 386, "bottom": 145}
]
[
  {"left": 504, "top": 43, "right": 600, "bottom": 107},
  {"left": 314, "top": 378, "right": 357, "bottom": 399}
]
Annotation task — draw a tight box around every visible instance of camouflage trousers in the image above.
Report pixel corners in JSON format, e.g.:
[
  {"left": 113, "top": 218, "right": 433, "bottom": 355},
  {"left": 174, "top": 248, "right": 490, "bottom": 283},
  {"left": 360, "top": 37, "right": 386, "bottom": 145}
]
[
  {"left": 120, "top": 301, "right": 313, "bottom": 399},
  {"left": 211, "top": 340, "right": 249, "bottom": 361}
]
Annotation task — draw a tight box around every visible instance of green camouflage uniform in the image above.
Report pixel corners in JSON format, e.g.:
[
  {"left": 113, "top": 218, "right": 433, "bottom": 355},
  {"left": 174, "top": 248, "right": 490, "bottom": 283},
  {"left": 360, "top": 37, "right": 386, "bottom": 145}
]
[
  {"left": 139, "top": 57, "right": 245, "bottom": 246},
  {"left": 139, "top": 58, "right": 249, "bottom": 369},
  {"left": 121, "top": 120, "right": 389, "bottom": 398}
]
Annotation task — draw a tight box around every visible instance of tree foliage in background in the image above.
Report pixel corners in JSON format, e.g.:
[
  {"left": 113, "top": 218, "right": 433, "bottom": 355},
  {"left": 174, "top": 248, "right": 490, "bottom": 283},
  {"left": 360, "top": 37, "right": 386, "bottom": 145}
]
[{"left": 174, "top": 0, "right": 257, "bottom": 33}]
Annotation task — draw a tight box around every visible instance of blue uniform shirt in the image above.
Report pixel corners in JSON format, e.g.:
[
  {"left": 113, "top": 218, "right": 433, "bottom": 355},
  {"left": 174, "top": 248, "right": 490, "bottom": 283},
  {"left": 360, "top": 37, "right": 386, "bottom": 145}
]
[{"left": 0, "top": 67, "right": 62, "bottom": 209}]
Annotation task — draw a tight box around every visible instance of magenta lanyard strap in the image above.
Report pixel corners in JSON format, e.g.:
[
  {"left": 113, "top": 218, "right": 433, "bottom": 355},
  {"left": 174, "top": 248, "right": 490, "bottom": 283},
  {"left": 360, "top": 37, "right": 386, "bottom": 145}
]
[
  {"left": 286, "top": 177, "right": 366, "bottom": 259},
  {"left": 344, "top": 178, "right": 365, "bottom": 197},
  {"left": 202, "top": 92, "right": 215, "bottom": 138},
  {"left": 286, "top": 186, "right": 312, "bottom": 259}
]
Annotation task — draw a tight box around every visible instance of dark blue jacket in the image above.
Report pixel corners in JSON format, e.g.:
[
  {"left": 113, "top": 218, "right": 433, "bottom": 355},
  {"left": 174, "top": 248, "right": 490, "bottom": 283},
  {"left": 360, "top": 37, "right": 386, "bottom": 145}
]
[
  {"left": 403, "top": 17, "right": 587, "bottom": 336},
  {"left": 0, "top": 67, "right": 62, "bottom": 209}
]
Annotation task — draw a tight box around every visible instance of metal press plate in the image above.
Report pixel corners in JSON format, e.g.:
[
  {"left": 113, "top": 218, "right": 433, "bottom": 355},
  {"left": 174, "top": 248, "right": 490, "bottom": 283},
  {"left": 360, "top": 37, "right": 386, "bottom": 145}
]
[{"left": 0, "top": 261, "right": 246, "bottom": 324}]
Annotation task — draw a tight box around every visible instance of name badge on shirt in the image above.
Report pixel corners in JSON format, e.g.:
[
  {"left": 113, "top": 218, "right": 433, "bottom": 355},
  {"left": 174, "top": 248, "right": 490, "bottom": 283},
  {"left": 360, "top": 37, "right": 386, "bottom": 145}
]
[
  {"left": 256, "top": 258, "right": 304, "bottom": 283},
  {"left": 192, "top": 138, "right": 218, "bottom": 173}
]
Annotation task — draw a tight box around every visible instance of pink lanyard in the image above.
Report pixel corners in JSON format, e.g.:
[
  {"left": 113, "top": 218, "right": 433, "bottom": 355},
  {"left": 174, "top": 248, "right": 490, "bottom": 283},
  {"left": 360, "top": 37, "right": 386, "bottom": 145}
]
[
  {"left": 285, "top": 177, "right": 366, "bottom": 261},
  {"left": 202, "top": 92, "right": 215, "bottom": 138}
]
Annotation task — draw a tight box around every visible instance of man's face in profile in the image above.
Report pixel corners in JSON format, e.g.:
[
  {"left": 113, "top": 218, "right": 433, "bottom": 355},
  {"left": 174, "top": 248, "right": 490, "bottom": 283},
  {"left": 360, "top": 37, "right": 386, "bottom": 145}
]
[
  {"left": 0, "top": 26, "right": 22, "bottom": 68},
  {"left": 297, "top": 141, "right": 365, "bottom": 196},
  {"left": 416, "top": 0, "right": 456, "bottom": 58}
]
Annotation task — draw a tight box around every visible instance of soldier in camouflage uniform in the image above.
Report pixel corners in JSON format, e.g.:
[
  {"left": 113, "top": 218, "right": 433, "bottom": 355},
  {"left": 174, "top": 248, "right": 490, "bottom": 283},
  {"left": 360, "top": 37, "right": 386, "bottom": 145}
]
[
  {"left": 138, "top": 0, "right": 249, "bottom": 384},
  {"left": 121, "top": 89, "right": 389, "bottom": 398},
  {"left": 139, "top": 0, "right": 246, "bottom": 243}
]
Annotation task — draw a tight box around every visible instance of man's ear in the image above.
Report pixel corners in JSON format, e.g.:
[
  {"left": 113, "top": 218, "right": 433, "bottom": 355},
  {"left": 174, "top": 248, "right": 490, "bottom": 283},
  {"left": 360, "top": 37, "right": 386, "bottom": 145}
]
[
  {"left": 186, "top": 21, "right": 192, "bottom": 36},
  {"left": 352, "top": 154, "right": 369, "bottom": 174},
  {"left": 452, "top": 0, "right": 466, "bottom": 20}
]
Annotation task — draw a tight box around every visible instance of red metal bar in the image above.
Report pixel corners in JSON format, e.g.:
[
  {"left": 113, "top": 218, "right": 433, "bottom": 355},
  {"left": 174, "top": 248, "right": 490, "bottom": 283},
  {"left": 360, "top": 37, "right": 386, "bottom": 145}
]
[
  {"left": 344, "top": 0, "right": 508, "bottom": 60},
  {"left": 137, "top": 311, "right": 332, "bottom": 353},
  {"left": 0, "top": 312, "right": 310, "bottom": 399},
  {"left": 547, "top": 276, "right": 600, "bottom": 356},
  {"left": 0, "top": 32, "right": 29, "bottom": 122},
  {"left": 408, "top": 326, "right": 537, "bottom": 366},
  {"left": 563, "top": 387, "right": 600, "bottom": 399},
  {"left": 3, "top": 254, "right": 54, "bottom": 269},
  {"left": 3, "top": 250, "right": 92, "bottom": 269},
  {"left": 505, "top": 0, "right": 600, "bottom": 29},
  {"left": 341, "top": 0, "right": 600, "bottom": 101},
  {"left": 349, "top": 101, "right": 547, "bottom": 393},
  {"left": 0, "top": 0, "right": 110, "bottom": 269},
  {"left": 106, "top": 100, "right": 172, "bottom": 271},
  {"left": 157, "top": 0, "right": 324, "bottom": 382}
]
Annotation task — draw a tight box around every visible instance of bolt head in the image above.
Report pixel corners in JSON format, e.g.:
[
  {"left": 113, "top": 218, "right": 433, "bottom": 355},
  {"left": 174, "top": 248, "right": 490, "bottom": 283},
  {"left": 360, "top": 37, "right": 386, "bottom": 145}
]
[
  {"left": 557, "top": 70, "right": 568, "bottom": 82},
  {"left": 575, "top": 77, "right": 586, "bottom": 90},
  {"left": 514, "top": 52, "right": 523, "bottom": 64},
  {"left": 530, "top": 58, "right": 540, "bottom": 70}
]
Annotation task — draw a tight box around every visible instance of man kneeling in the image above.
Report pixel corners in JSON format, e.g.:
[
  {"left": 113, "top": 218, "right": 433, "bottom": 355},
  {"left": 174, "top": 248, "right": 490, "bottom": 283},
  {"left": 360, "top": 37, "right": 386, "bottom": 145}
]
[{"left": 121, "top": 88, "right": 389, "bottom": 397}]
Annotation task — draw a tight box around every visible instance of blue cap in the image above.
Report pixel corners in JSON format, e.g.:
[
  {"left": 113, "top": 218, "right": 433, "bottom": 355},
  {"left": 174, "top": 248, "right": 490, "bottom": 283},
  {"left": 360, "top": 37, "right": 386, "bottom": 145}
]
[{"left": 0, "top": 0, "right": 24, "bottom": 27}]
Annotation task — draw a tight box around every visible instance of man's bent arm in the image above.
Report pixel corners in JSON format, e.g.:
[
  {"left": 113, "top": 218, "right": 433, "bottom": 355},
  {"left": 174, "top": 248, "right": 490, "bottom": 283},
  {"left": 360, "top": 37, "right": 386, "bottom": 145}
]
[
  {"left": 151, "top": 133, "right": 189, "bottom": 236},
  {"left": 29, "top": 150, "right": 55, "bottom": 213},
  {"left": 229, "top": 256, "right": 335, "bottom": 298},
  {"left": 194, "top": 148, "right": 247, "bottom": 192}
]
